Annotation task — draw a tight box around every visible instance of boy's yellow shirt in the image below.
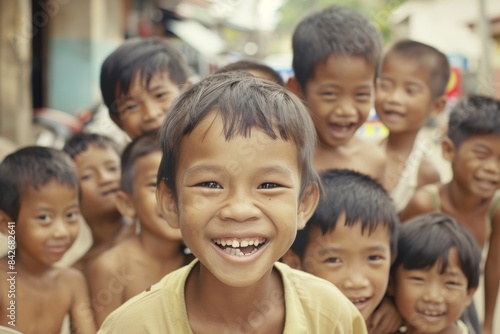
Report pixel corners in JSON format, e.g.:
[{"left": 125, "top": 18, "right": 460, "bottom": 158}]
[{"left": 99, "top": 259, "right": 367, "bottom": 333}]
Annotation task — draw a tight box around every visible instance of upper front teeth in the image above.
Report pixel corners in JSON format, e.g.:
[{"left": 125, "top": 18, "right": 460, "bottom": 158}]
[
  {"left": 422, "top": 310, "right": 442, "bottom": 316},
  {"left": 214, "top": 237, "right": 265, "bottom": 248}
]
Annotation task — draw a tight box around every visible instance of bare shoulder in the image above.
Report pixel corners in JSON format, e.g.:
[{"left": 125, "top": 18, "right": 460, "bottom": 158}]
[
  {"left": 400, "top": 187, "right": 437, "bottom": 222},
  {"left": 417, "top": 156, "right": 441, "bottom": 187},
  {"left": 356, "top": 138, "right": 386, "bottom": 159},
  {"left": 92, "top": 237, "right": 138, "bottom": 272},
  {"left": 58, "top": 266, "right": 87, "bottom": 287}
]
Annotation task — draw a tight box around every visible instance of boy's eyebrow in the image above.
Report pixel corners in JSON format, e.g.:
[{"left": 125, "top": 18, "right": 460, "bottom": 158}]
[
  {"left": 317, "top": 245, "right": 388, "bottom": 257},
  {"left": 184, "top": 164, "right": 294, "bottom": 179},
  {"left": 147, "top": 84, "right": 168, "bottom": 92}
]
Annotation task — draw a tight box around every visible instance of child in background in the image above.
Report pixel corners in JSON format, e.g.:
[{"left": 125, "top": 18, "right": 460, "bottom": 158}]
[
  {"left": 217, "top": 60, "right": 285, "bottom": 86},
  {"left": 288, "top": 6, "right": 386, "bottom": 180},
  {"left": 89, "top": 131, "right": 188, "bottom": 327},
  {"left": 99, "top": 72, "right": 367, "bottom": 333},
  {"left": 283, "top": 169, "right": 400, "bottom": 333},
  {"left": 401, "top": 95, "right": 500, "bottom": 334},
  {"left": 391, "top": 213, "right": 481, "bottom": 334},
  {"left": 63, "top": 133, "right": 135, "bottom": 275},
  {"left": 0, "top": 147, "right": 95, "bottom": 333},
  {"left": 100, "top": 37, "right": 191, "bottom": 139},
  {"left": 375, "top": 40, "right": 449, "bottom": 212}
]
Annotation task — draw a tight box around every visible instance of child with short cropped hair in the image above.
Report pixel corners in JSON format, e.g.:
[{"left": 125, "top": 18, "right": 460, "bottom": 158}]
[
  {"left": 288, "top": 5, "right": 386, "bottom": 180},
  {"left": 375, "top": 40, "right": 449, "bottom": 212},
  {"left": 0, "top": 147, "right": 96, "bottom": 333},
  {"left": 217, "top": 60, "right": 285, "bottom": 86},
  {"left": 392, "top": 213, "right": 481, "bottom": 334},
  {"left": 63, "top": 133, "right": 135, "bottom": 274},
  {"left": 402, "top": 95, "right": 500, "bottom": 334},
  {"left": 98, "top": 72, "right": 367, "bottom": 333},
  {"left": 283, "top": 169, "right": 400, "bottom": 332},
  {"left": 89, "top": 130, "right": 188, "bottom": 327},
  {"left": 100, "top": 37, "right": 191, "bottom": 139}
]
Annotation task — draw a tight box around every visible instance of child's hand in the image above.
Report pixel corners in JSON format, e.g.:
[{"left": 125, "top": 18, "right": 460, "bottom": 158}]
[{"left": 368, "top": 297, "right": 403, "bottom": 334}]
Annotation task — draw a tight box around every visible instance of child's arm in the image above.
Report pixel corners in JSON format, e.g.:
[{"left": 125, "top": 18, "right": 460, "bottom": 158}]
[
  {"left": 368, "top": 296, "right": 403, "bottom": 334},
  {"left": 399, "top": 189, "right": 434, "bottom": 222},
  {"left": 483, "top": 210, "right": 500, "bottom": 334},
  {"left": 89, "top": 254, "right": 126, "bottom": 328},
  {"left": 66, "top": 268, "right": 97, "bottom": 334}
]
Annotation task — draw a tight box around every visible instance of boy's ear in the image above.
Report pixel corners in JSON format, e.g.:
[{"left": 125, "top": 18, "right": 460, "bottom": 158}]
[
  {"left": 156, "top": 181, "right": 180, "bottom": 229},
  {"left": 464, "top": 287, "right": 477, "bottom": 307},
  {"left": 115, "top": 190, "right": 136, "bottom": 218},
  {"left": 297, "top": 184, "right": 320, "bottom": 230},
  {"left": 430, "top": 95, "right": 447, "bottom": 117},
  {"left": 282, "top": 249, "right": 304, "bottom": 270},
  {"left": 441, "top": 137, "right": 456, "bottom": 162},
  {"left": 286, "top": 76, "right": 304, "bottom": 99},
  {"left": 0, "top": 210, "right": 13, "bottom": 235}
]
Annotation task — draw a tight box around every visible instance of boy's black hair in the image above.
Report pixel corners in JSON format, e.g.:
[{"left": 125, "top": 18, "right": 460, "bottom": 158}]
[
  {"left": 120, "top": 130, "right": 161, "bottom": 194},
  {"left": 217, "top": 60, "right": 285, "bottom": 86},
  {"left": 63, "top": 133, "right": 121, "bottom": 160},
  {"left": 0, "top": 146, "right": 79, "bottom": 221},
  {"left": 448, "top": 95, "right": 500, "bottom": 148},
  {"left": 157, "top": 71, "right": 320, "bottom": 202},
  {"left": 384, "top": 39, "right": 450, "bottom": 98},
  {"left": 292, "top": 5, "right": 383, "bottom": 91},
  {"left": 392, "top": 213, "right": 481, "bottom": 290},
  {"left": 291, "top": 169, "right": 399, "bottom": 259},
  {"left": 100, "top": 37, "right": 191, "bottom": 116}
]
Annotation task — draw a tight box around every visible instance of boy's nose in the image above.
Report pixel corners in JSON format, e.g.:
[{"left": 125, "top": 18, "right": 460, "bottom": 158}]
[
  {"left": 387, "top": 87, "right": 404, "bottom": 104},
  {"left": 142, "top": 101, "right": 164, "bottom": 122},
  {"left": 52, "top": 219, "right": 73, "bottom": 239},
  {"left": 483, "top": 158, "right": 500, "bottom": 175},
  {"left": 334, "top": 101, "right": 357, "bottom": 117},
  {"left": 342, "top": 272, "right": 369, "bottom": 290},
  {"left": 218, "top": 191, "right": 262, "bottom": 223},
  {"left": 97, "top": 168, "right": 117, "bottom": 184},
  {"left": 422, "top": 283, "right": 445, "bottom": 303}
]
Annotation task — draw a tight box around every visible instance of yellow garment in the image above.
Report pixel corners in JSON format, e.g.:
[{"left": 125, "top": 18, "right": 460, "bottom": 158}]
[{"left": 99, "top": 259, "right": 367, "bottom": 333}]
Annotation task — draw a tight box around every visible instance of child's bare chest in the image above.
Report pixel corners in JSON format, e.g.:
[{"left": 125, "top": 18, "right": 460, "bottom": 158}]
[
  {"left": 0, "top": 272, "right": 72, "bottom": 333},
  {"left": 442, "top": 205, "right": 489, "bottom": 247}
]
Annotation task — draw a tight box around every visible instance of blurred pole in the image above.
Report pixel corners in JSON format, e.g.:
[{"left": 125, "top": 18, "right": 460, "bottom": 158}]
[{"left": 477, "top": 0, "right": 492, "bottom": 95}]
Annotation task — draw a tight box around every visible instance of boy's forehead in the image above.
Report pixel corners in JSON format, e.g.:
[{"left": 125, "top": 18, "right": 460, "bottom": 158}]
[{"left": 117, "top": 70, "right": 174, "bottom": 96}]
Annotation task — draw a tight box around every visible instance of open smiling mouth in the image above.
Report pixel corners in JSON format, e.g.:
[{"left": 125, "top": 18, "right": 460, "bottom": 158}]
[{"left": 212, "top": 237, "right": 268, "bottom": 256}]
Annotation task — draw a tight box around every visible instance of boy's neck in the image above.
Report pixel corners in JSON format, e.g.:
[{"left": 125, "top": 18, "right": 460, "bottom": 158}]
[
  {"left": 87, "top": 212, "right": 127, "bottom": 247},
  {"left": 385, "top": 129, "right": 420, "bottom": 153},
  {"left": 185, "top": 263, "right": 285, "bottom": 331},
  {"left": 406, "top": 322, "right": 461, "bottom": 334},
  {"left": 14, "top": 250, "right": 52, "bottom": 276},
  {"left": 445, "top": 181, "right": 491, "bottom": 210},
  {"left": 137, "top": 228, "right": 184, "bottom": 262}
]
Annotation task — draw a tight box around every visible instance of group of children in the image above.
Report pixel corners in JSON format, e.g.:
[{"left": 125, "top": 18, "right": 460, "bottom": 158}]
[{"left": 0, "top": 4, "right": 499, "bottom": 334}]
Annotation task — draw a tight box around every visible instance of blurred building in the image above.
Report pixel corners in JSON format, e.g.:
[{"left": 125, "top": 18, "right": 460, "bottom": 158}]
[{"left": 390, "top": 0, "right": 500, "bottom": 99}]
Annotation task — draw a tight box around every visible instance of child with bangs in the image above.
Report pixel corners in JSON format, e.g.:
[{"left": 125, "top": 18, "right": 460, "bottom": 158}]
[
  {"left": 89, "top": 130, "right": 189, "bottom": 327},
  {"left": 98, "top": 72, "right": 367, "bottom": 333},
  {"left": 288, "top": 6, "right": 386, "bottom": 180},
  {"left": 401, "top": 95, "right": 500, "bottom": 334},
  {"left": 283, "top": 169, "right": 401, "bottom": 333},
  {"left": 63, "top": 133, "right": 135, "bottom": 274},
  {"left": 391, "top": 213, "right": 481, "bottom": 334},
  {"left": 0, "top": 147, "right": 95, "bottom": 333},
  {"left": 100, "top": 37, "right": 192, "bottom": 140},
  {"left": 375, "top": 40, "right": 450, "bottom": 212}
]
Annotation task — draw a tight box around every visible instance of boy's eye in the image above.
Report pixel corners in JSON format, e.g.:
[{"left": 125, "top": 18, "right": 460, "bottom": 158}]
[
  {"left": 37, "top": 215, "right": 51, "bottom": 224},
  {"left": 147, "top": 182, "right": 157, "bottom": 189},
  {"left": 321, "top": 91, "right": 338, "bottom": 99},
  {"left": 258, "top": 183, "right": 279, "bottom": 189},
  {"left": 355, "top": 92, "right": 371, "bottom": 102},
  {"left": 368, "top": 255, "right": 384, "bottom": 262},
  {"left": 107, "top": 165, "right": 119, "bottom": 173},
  {"left": 324, "top": 257, "right": 341, "bottom": 264},
  {"left": 378, "top": 80, "right": 392, "bottom": 91},
  {"left": 81, "top": 174, "right": 92, "bottom": 181},
  {"left": 66, "top": 211, "right": 80, "bottom": 221},
  {"left": 197, "top": 181, "right": 222, "bottom": 189},
  {"left": 155, "top": 92, "right": 168, "bottom": 99},
  {"left": 473, "top": 150, "right": 489, "bottom": 159},
  {"left": 445, "top": 281, "right": 461, "bottom": 287},
  {"left": 409, "top": 276, "right": 425, "bottom": 282}
]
